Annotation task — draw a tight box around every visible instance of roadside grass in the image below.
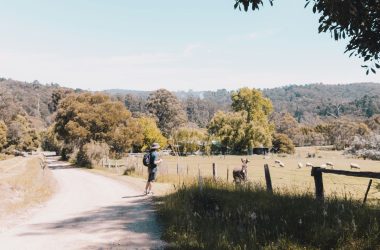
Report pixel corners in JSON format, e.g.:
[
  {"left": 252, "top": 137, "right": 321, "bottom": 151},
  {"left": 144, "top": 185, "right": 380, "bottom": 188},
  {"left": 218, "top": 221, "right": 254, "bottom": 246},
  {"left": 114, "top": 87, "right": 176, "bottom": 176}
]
[
  {"left": 156, "top": 179, "right": 380, "bottom": 250},
  {"left": 0, "top": 157, "right": 56, "bottom": 223}
]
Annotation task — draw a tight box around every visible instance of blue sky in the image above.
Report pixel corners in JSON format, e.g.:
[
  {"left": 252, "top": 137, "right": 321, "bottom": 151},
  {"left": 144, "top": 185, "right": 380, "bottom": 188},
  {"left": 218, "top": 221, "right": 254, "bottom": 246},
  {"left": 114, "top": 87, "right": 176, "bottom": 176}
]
[{"left": 0, "top": 0, "right": 379, "bottom": 91}]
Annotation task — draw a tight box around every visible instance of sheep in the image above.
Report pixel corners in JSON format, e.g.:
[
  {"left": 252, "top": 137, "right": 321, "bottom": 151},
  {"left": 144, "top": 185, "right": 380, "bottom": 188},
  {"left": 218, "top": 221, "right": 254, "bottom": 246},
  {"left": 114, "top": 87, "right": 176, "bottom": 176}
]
[
  {"left": 320, "top": 164, "right": 327, "bottom": 168},
  {"left": 297, "top": 162, "right": 303, "bottom": 168},
  {"left": 326, "top": 162, "right": 334, "bottom": 167},
  {"left": 306, "top": 163, "right": 313, "bottom": 167},
  {"left": 233, "top": 158, "right": 250, "bottom": 184},
  {"left": 279, "top": 162, "right": 285, "bottom": 168},
  {"left": 275, "top": 160, "right": 281, "bottom": 164},
  {"left": 350, "top": 163, "right": 361, "bottom": 169}
]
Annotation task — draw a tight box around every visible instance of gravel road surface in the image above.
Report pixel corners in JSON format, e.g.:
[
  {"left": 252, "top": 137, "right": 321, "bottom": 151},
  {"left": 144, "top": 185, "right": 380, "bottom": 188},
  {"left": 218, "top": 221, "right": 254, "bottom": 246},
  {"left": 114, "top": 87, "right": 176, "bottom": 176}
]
[{"left": 0, "top": 159, "right": 164, "bottom": 250}]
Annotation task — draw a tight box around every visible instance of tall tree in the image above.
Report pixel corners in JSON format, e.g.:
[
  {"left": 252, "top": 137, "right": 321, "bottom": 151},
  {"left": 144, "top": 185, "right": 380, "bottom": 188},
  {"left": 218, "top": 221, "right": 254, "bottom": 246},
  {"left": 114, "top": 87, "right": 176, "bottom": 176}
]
[
  {"left": 124, "top": 93, "right": 147, "bottom": 116},
  {"left": 184, "top": 96, "right": 215, "bottom": 128},
  {"left": 145, "top": 89, "right": 187, "bottom": 136},
  {"left": 234, "top": 0, "right": 380, "bottom": 73},
  {"left": 134, "top": 117, "right": 167, "bottom": 152},
  {"left": 54, "top": 93, "right": 143, "bottom": 156},
  {"left": 231, "top": 87, "right": 273, "bottom": 123}
]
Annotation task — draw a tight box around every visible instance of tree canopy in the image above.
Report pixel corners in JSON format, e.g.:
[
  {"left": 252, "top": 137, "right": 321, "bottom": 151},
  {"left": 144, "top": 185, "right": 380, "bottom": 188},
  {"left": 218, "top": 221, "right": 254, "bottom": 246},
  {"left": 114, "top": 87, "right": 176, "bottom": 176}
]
[
  {"left": 134, "top": 117, "right": 167, "bottom": 152},
  {"left": 54, "top": 93, "right": 143, "bottom": 156},
  {"left": 146, "top": 89, "right": 187, "bottom": 136},
  {"left": 208, "top": 88, "right": 274, "bottom": 154},
  {"left": 234, "top": 0, "right": 380, "bottom": 73}
]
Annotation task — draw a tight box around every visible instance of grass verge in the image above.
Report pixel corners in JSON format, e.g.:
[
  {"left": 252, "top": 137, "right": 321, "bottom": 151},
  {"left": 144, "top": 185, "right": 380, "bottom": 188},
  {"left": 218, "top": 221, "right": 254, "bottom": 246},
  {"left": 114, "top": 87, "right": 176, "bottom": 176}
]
[
  {"left": 0, "top": 157, "right": 56, "bottom": 225},
  {"left": 156, "top": 179, "right": 380, "bottom": 249}
]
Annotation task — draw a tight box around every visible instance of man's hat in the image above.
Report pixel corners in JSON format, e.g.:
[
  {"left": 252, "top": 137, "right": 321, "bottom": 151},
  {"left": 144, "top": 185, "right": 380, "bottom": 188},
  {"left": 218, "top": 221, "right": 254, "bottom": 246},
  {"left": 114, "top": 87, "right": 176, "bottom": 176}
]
[{"left": 150, "top": 143, "right": 160, "bottom": 150}]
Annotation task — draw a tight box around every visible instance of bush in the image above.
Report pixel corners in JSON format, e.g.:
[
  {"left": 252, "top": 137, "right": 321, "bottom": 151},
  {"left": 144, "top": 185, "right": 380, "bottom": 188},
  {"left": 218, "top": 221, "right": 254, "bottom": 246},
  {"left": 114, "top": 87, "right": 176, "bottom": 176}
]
[
  {"left": 75, "top": 147, "right": 92, "bottom": 168},
  {"left": 157, "top": 181, "right": 380, "bottom": 249},
  {"left": 40, "top": 125, "right": 63, "bottom": 154},
  {"left": 83, "top": 141, "right": 110, "bottom": 166},
  {"left": 272, "top": 133, "right": 295, "bottom": 154},
  {"left": 346, "top": 134, "right": 380, "bottom": 160}
]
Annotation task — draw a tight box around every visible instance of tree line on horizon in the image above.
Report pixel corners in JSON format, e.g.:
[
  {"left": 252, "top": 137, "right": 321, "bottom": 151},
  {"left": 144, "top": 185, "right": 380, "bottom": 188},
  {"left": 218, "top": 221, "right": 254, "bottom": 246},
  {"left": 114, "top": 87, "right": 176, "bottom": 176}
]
[{"left": 1, "top": 78, "right": 380, "bottom": 164}]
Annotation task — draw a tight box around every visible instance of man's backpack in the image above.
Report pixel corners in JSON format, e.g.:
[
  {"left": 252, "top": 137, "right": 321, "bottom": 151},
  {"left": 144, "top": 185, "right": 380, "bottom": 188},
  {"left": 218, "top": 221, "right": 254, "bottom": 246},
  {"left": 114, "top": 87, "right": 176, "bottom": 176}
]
[{"left": 142, "top": 153, "right": 151, "bottom": 167}]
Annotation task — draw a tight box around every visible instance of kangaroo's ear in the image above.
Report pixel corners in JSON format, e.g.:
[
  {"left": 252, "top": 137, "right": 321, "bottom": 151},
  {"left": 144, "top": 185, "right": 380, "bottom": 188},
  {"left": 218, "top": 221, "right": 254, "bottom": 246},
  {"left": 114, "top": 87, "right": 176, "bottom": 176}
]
[{"left": 246, "top": 159, "right": 250, "bottom": 163}]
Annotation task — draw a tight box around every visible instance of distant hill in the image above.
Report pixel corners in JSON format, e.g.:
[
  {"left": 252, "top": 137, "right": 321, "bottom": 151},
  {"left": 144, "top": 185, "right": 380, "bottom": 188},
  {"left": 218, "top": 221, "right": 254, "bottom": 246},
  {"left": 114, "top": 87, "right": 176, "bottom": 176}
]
[
  {"left": 2, "top": 78, "right": 380, "bottom": 130},
  {"left": 263, "top": 82, "right": 380, "bottom": 123},
  {"left": 107, "top": 82, "right": 380, "bottom": 123},
  {"left": 0, "top": 78, "right": 74, "bottom": 129}
]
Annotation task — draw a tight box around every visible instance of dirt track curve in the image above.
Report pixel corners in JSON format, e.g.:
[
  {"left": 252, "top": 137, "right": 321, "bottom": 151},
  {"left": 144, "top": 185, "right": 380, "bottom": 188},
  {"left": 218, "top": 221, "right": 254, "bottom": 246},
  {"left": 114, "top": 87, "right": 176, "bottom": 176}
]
[{"left": 0, "top": 158, "right": 165, "bottom": 250}]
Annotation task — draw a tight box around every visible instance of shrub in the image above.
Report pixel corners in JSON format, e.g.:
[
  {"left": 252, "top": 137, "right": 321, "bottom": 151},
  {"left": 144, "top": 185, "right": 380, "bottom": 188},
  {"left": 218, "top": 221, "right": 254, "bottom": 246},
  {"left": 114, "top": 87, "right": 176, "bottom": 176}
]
[
  {"left": 40, "top": 125, "right": 63, "bottom": 154},
  {"left": 75, "top": 147, "right": 92, "bottom": 168},
  {"left": 346, "top": 134, "right": 380, "bottom": 160},
  {"left": 83, "top": 141, "right": 110, "bottom": 166},
  {"left": 272, "top": 133, "right": 295, "bottom": 154}
]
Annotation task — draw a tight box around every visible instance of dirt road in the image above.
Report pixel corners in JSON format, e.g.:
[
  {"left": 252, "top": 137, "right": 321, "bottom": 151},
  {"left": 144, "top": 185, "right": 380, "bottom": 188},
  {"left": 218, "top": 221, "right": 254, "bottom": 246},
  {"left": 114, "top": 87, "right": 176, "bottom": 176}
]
[{"left": 0, "top": 159, "right": 165, "bottom": 250}]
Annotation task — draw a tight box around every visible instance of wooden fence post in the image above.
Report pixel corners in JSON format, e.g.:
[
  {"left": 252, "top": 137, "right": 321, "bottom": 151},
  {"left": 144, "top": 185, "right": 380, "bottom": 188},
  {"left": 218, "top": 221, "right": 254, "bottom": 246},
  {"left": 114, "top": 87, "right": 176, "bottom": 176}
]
[
  {"left": 227, "top": 167, "right": 229, "bottom": 182},
  {"left": 311, "top": 167, "right": 324, "bottom": 201},
  {"left": 212, "top": 163, "right": 217, "bottom": 181},
  {"left": 264, "top": 164, "right": 273, "bottom": 193},
  {"left": 177, "top": 163, "right": 179, "bottom": 175},
  {"left": 198, "top": 166, "right": 203, "bottom": 192},
  {"left": 363, "top": 179, "right": 373, "bottom": 206}
]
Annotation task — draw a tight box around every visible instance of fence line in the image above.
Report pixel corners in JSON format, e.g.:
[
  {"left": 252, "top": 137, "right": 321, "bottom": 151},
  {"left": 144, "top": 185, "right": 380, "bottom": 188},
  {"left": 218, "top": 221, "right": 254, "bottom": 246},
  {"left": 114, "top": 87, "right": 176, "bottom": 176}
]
[{"left": 100, "top": 155, "right": 380, "bottom": 202}]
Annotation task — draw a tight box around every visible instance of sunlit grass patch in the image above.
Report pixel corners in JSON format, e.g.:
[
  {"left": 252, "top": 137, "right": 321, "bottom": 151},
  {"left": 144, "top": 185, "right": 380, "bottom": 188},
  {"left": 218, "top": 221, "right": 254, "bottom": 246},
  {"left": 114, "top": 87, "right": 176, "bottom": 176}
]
[{"left": 0, "top": 157, "right": 56, "bottom": 222}]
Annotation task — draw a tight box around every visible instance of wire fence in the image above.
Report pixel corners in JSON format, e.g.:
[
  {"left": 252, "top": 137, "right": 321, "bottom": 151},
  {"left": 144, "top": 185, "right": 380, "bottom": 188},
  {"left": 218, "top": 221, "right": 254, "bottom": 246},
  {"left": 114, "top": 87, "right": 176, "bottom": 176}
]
[{"left": 100, "top": 154, "right": 380, "bottom": 202}]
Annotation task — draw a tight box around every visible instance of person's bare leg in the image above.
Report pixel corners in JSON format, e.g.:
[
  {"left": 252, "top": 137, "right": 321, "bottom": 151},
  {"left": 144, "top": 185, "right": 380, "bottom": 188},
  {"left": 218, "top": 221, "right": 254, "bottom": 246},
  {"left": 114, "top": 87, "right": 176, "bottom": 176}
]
[
  {"left": 145, "top": 181, "right": 150, "bottom": 194},
  {"left": 148, "top": 182, "right": 152, "bottom": 193}
]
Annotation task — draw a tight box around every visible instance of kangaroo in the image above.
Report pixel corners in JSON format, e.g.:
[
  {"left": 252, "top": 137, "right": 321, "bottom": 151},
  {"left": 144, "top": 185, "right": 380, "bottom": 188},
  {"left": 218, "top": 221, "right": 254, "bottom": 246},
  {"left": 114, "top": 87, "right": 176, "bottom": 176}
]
[{"left": 233, "top": 158, "right": 249, "bottom": 184}]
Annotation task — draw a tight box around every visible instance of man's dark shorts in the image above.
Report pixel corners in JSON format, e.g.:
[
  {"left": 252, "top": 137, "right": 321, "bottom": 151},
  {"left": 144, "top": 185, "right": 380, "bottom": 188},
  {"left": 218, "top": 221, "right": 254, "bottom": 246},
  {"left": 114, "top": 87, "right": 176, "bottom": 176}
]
[{"left": 148, "top": 168, "right": 157, "bottom": 182}]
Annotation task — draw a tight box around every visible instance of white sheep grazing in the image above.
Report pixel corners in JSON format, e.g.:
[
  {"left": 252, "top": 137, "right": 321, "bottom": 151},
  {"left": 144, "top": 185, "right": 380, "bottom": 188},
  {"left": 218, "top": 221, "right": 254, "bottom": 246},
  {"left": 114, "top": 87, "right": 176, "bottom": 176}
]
[
  {"left": 306, "top": 163, "right": 313, "bottom": 167},
  {"left": 326, "top": 162, "right": 334, "bottom": 167},
  {"left": 297, "top": 162, "right": 303, "bottom": 168},
  {"left": 350, "top": 163, "right": 361, "bottom": 169},
  {"left": 275, "top": 160, "right": 281, "bottom": 164},
  {"left": 279, "top": 162, "right": 285, "bottom": 168}
]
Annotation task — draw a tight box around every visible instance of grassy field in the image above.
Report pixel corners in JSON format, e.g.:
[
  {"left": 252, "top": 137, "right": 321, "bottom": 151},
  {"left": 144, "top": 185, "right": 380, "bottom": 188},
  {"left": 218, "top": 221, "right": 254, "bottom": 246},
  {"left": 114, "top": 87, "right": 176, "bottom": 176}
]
[
  {"left": 0, "top": 156, "right": 56, "bottom": 227},
  {"left": 122, "top": 147, "right": 380, "bottom": 202},
  {"left": 157, "top": 180, "right": 380, "bottom": 249}
]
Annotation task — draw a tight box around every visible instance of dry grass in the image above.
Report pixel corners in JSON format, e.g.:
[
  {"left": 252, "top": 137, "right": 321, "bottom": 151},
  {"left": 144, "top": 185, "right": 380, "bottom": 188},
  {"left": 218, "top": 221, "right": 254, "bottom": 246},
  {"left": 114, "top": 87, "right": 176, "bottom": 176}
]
[
  {"left": 120, "top": 147, "right": 380, "bottom": 202},
  {"left": 0, "top": 156, "right": 56, "bottom": 225},
  {"left": 157, "top": 180, "right": 380, "bottom": 249}
]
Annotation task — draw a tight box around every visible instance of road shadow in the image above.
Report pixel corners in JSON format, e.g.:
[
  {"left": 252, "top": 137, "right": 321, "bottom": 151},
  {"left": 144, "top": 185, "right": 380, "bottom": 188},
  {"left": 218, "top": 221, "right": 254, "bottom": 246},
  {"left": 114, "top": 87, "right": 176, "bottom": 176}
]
[
  {"left": 17, "top": 198, "right": 165, "bottom": 249},
  {"left": 47, "top": 162, "right": 76, "bottom": 170},
  {"left": 122, "top": 194, "right": 146, "bottom": 199}
]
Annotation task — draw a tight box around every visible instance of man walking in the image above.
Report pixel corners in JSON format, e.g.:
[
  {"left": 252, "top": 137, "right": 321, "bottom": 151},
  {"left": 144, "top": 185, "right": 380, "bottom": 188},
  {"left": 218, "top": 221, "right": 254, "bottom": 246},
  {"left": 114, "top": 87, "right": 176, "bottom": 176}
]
[{"left": 145, "top": 143, "right": 162, "bottom": 195}]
